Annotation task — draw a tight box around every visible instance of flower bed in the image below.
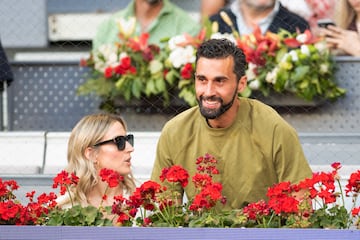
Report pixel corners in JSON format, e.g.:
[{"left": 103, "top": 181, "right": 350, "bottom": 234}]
[
  {"left": 0, "top": 226, "right": 359, "bottom": 240},
  {"left": 1, "top": 154, "right": 359, "bottom": 229}
]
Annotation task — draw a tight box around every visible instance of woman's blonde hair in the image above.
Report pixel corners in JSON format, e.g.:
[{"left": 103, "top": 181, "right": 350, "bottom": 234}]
[
  {"left": 65, "top": 113, "right": 136, "bottom": 205},
  {"left": 334, "top": 0, "right": 356, "bottom": 29}
]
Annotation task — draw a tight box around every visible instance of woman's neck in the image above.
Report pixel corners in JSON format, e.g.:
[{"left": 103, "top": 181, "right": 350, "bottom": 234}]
[{"left": 87, "top": 182, "right": 123, "bottom": 208}]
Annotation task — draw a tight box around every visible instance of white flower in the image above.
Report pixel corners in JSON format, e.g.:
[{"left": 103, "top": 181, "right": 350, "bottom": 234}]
[
  {"left": 168, "top": 35, "right": 187, "bottom": 50},
  {"left": 319, "top": 63, "right": 329, "bottom": 74},
  {"left": 296, "top": 33, "right": 307, "bottom": 43},
  {"left": 168, "top": 45, "right": 195, "bottom": 68},
  {"left": 300, "top": 45, "right": 310, "bottom": 56},
  {"left": 119, "top": 52, "right": 128, "bottom": 60},
  {"left": 116, "top": 17, "right": 136, "bottom": 39},
  {"left": 149, "top": 59, "right": 163, "bottom": 74},
  {"left": 93, "top": 44, "right": 119, "bottom": 72},
  {"left": 246, "top": 63, "right": 257, "bottom": 80},
  {"left": 265, "top": 67, "right": 279, "bottom": 84},
  {"left": 248, "top": 79, "right": 260, "bottom": 90},
  {"left": 210, "top": 32, "right": 237, "bottom": 43},
  {"left": 288, "top": 50, "right": 299, "bottom": 62},
  {"left": 314, "top": 41, "right": 327, "bottom": 54},
  {"left": 280, "top": 52, "right": 289, "bottom": 63}
]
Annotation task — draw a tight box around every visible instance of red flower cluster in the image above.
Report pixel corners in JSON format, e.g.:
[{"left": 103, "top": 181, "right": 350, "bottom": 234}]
[
  {"left": 1, "top": 160, "right": 360, "bottom": 228},
  {"left": 242, "top": 162, "right": 360, "bottom": 228},
  {"left": 0, "top": 178, "right": 57, "bottom": 225},
  {"left": 180, "top": 63, "right": 193, "bottom": 79},
  {"left": 237, "top": 26, "right": 279, "bottom": 66},
  {"left": 189, "top": 154, "right": 226, "bottom": 211},
  {"left": 346, "top": 170, "right": 360, "bottom": 196},
  {"left": 104, "top": 56, "right": 136, "bottom": 79},
  {"left": 267, "top": 181, "right": 299, "bottom": 215},
  {"left": 127, "top": 33, "right": 160, "bottom": 61},
  {"left": 52, "top": 170, "right": 79, "bottom": 195},
  {"left": 160, "top": 165, "right": 189, "bottom": 188},
  {"left": 243, "top": 200, "right": 270, "bottom": 221},
  {"left": 109, "top": 153, "right": 226, "bottom": 227},
  {"left": 100, "top": 168, "right": 124, "bottom": 188}
]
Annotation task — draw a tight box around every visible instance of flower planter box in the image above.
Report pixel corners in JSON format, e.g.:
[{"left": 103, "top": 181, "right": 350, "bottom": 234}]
[
  {"left": 0, "top": 226, "right": 359, "bottom": 240},
  {"left": 112, "top": 94, "right": 190, "bottom": 114},
  {"left": 252, "top": 91, "right": 324, "bottom": 107}
]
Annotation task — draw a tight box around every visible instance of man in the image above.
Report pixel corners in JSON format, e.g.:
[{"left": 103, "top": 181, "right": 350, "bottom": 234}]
[
  {"left": 93, "top": 0, "right": 200, "bottom": 50},
  {"left": 151, "top": 38, "right": 312, "bottom": 210},
  {"left": 209, "top": 0, "right": 309, "bottom": 35}
]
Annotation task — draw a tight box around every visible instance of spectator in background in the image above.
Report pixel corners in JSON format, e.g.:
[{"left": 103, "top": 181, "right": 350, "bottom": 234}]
[
  {"left": 56, "top": 113, "right": 136, "bottom": 210},
  {"left": 280, "top": 0, "right": 335, "bottom": 31},
  {"left": 319, "top": 0, "right": 360, "bottom": 56},
  {"left": 209, "top": 0, "right": 309, "bottom": 35},
  {"left": 0, "top": 40, "right": 13, "bottom": 90},
  {"left": 0, "top": 39, "right": 13, "bottom": 131},
  {"left": 93, "top": 0, "right": 201, "bottom": 50}
]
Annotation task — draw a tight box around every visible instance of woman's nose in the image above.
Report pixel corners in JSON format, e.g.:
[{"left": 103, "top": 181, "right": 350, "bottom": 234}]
[{"left": 125, "top": 141, "right": 134, "bottom": 152}]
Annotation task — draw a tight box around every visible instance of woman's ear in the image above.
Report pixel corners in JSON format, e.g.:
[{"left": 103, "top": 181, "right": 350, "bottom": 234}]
[{"left": 84, "top": 147, "right": 95, "bottom": 162}]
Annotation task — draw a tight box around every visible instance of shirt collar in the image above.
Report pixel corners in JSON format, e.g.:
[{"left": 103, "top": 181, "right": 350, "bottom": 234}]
[
  {"left": 230, "top": 0, "right": 280, "bottom": 35},
  {"left": 131, "top": 0, "right": 172, "bottom": 34}
]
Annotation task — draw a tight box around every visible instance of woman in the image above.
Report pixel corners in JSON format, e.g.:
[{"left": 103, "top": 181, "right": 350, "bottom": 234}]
[
  {"left": 320, "top": 0, "right": 360, "bottom": 56},
  {"left": 56, "top": 113, "right": 136, "bottom": 209}
]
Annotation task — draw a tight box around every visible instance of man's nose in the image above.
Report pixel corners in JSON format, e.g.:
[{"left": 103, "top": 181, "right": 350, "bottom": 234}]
[{"left": 204, "top": 82, "right": 215, "bottom": 96}]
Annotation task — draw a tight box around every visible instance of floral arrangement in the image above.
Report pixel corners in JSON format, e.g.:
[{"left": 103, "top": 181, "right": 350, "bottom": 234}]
[
  {"left": 1, "top": 154, "right": 360, "bottom": 229},
  {"left": 78, "top": 17, "right": 174, "bottom": 112},
  {"left": 237, "top": 27, "right": 346, "bottom": 101},
  {"left": 78, "top": 16, "right": 345, "bottom": 111}
]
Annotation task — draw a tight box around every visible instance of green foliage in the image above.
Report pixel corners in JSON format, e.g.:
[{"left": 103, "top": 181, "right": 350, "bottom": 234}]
[{"left": 46, "top": 205, "right": 113, "bottom": 226}]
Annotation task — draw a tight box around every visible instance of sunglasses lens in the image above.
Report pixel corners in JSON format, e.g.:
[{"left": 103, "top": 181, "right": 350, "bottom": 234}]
[
  {"left": 127, "top": 134, "right": 134, "bottom": 147},
  {"left": 115, "top": 136, "right": 126, "bottom": 150},
  {"left": 115, "top": 135, "right": 134, "bottom": 150}
]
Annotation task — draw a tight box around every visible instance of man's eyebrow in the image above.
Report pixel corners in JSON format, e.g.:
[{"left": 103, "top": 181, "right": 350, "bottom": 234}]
[{"left": 195, "top": 73, "right": 228, "bottom": 80}]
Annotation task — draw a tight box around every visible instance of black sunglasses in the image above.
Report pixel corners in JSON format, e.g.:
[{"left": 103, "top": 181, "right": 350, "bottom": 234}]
[{"left": 93, "top": 134, "right": 134, "bottom": 151}]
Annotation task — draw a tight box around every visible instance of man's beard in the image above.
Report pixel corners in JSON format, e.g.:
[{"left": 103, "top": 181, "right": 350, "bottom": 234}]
[
  {"left": 197, "top": 90, "right": 238, "bottom": 119},
  {"left": 146, "top": 0, "right": 162, "bottom": 5}
]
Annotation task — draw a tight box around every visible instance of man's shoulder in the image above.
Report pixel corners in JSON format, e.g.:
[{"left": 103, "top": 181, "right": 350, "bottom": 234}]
[
  {"left": 277, "top": 4, "right": 308, "bottom": 22},
  {"left": 272, "top": 3, "right": 310, "bottom": 32},
  {"left": 209, "top": 8, "right": 236, "bottom": 34},
  {"left": 241, "top": 97, "right": 290, "bottom": 124},
  {"left": 162, "top": 107, "right": 200, "bottom": 131}
]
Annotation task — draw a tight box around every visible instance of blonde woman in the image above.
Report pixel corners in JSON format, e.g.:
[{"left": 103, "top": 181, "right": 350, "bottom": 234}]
[
  {"left": 320, "top": 0, "right": 360, "bottom": 56},
  {"left": 56, "top": 113, "right": 136, "bottom": 209}
]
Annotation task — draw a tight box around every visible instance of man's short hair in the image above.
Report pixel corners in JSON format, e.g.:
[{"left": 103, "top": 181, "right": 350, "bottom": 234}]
[{"left": 196, "top": 38, "right": 247, "bottom": 81}]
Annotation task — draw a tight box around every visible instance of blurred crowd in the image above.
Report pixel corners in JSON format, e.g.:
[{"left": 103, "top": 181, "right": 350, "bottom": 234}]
[
  {"left": 199, "top": 0, "right": 360, "bottom": 56},
  {"left": 93, "top": 0, "right": 360, "bottom": 56}
]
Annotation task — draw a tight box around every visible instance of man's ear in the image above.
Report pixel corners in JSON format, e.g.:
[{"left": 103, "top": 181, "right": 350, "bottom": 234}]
[{"left": 237, "top": 75, "right": 247, "bottom": 93}]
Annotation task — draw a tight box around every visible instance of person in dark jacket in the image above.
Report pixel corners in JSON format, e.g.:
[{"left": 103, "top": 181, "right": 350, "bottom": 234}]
[
  {"left": 0, "top": 40, "right": 13, "bottom": 90},
  {"left": 209, "top": 0, "right": 309, "bottom": 35}
]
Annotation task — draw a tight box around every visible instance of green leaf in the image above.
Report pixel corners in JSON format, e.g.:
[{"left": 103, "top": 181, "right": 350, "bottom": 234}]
[
  {"left": 292, "top": 66, "right": 309, "bottom": 82},
  {"left": 155, "top": 78, "right": 166, "bottom": 92},
  {"left": 82, "top": 206, "right": 101, "bottom": 225},
  {"left": 132, "top": 78, "right": 143, "bottom": 99},
  {"left": 145, "top": 79, "right": 155, "bottom": 96}
]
